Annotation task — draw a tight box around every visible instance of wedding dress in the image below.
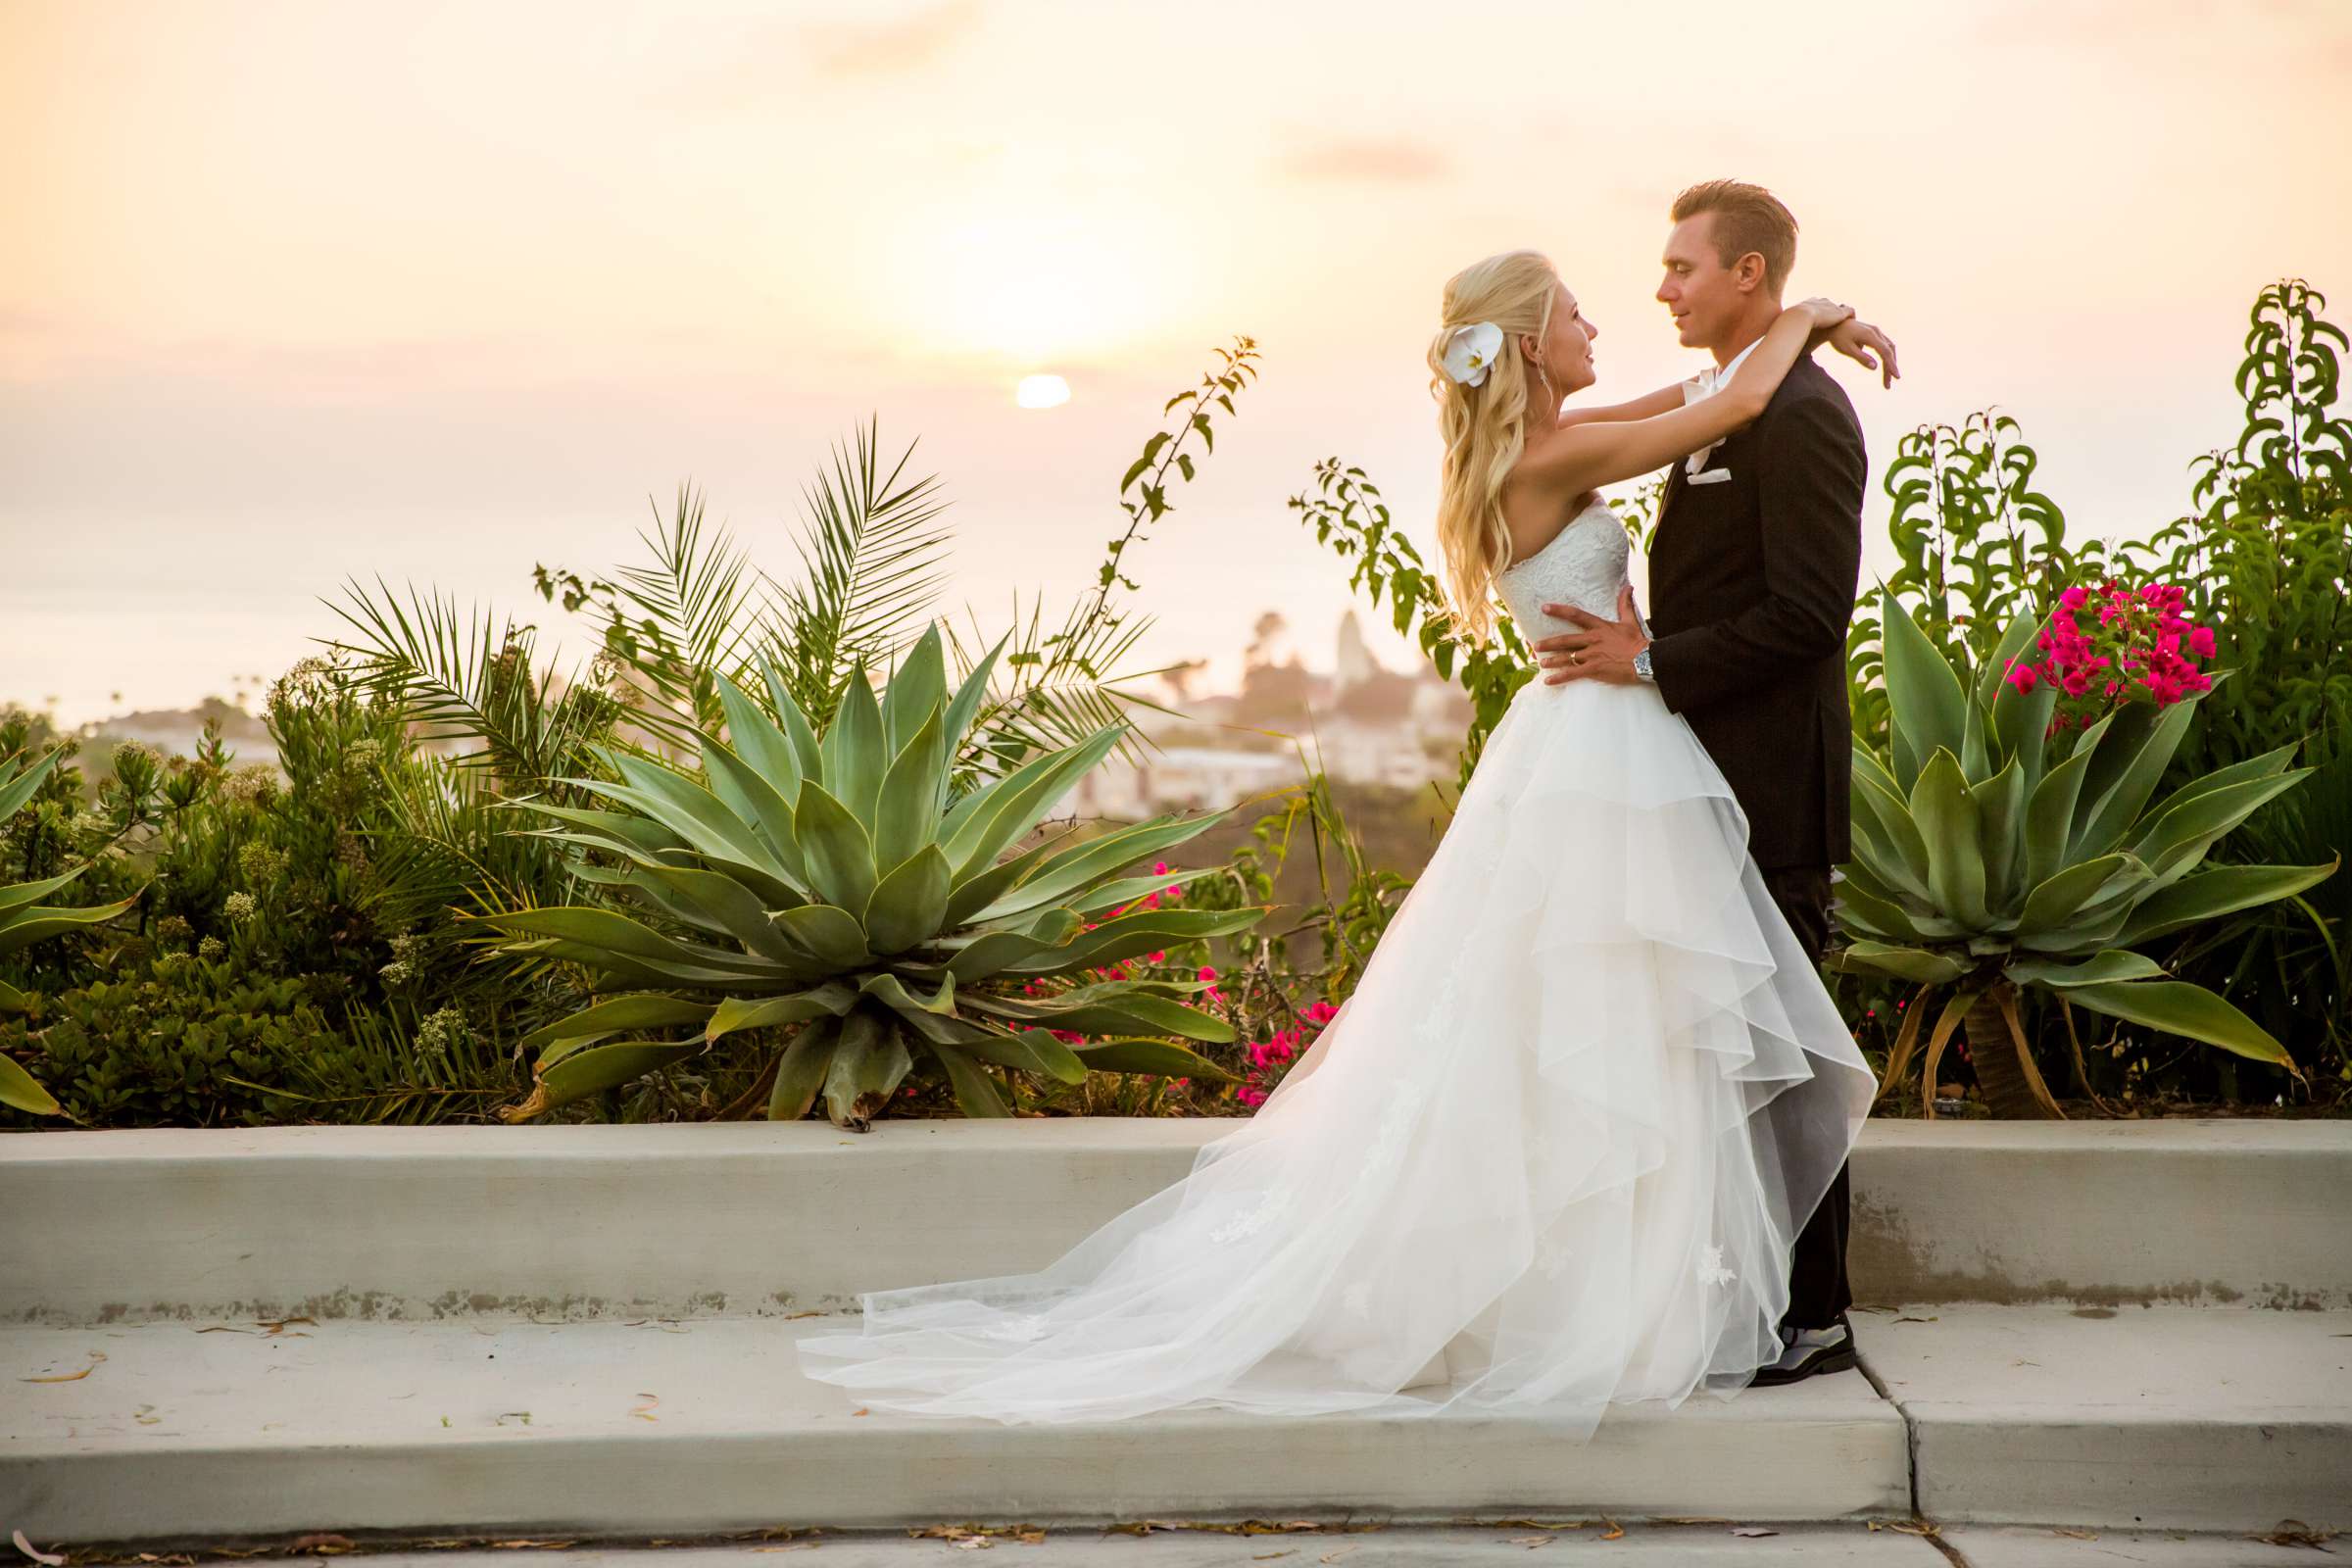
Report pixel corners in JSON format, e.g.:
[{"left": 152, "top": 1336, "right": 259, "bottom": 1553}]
[{"left": 796, "top": 497, "right": 1876, "bottom": 1432}]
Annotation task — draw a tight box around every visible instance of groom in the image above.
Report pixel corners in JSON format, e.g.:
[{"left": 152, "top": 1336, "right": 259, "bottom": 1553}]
[{"left": 1533, "top": 179, "right": 1884, "bottom": 1386}]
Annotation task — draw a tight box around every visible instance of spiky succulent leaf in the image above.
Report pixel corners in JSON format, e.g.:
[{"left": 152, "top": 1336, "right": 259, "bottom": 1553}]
[
  {"left": 863, "top": 844, "right": 952, "bottom": 954},
  {"left": 821, "top": 663, "right": 887, "bottom": 828},
  {"left": 872, "top": 707, "right": 948, "bottom": 875},
  {"left": 794, "top": 781, "right": 878, "bottom": 915},
  {"left": 2062, "top": 979, "right": 2294, "bottom": 1067},
  {"left": 2003, "top": 950, "right": 2168, "bottom": 988}
]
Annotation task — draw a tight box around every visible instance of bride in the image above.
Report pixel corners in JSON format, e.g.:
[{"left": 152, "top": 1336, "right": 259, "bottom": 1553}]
[{"left": 796, "top": 252, "right": 1880, "bottom": 1433}]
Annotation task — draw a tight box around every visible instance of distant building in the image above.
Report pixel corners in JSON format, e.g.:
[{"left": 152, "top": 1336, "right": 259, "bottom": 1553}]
[{"left": 1075, "top": 614, "right": 1473, "bottom": 819}]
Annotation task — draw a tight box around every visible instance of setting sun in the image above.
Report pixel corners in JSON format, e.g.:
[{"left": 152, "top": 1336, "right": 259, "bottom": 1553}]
[{"left": 1015, "top": 373, "right": 1071, "bottom": 409}]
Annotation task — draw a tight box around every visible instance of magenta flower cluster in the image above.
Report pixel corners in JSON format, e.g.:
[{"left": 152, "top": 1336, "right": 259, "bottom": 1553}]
[
  {"left": 1236, "top": 1000, "right": 1341, "bottom": 1108},
  {"left": 1018, "top": 859, "right": 1194, "bottom": 1048},
  {"left": 2003, "top": 580, "right": 2217, "bottom": 731}
]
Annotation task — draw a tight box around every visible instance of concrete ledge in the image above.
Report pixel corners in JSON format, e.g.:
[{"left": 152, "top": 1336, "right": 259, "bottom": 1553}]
[
  {"left": 1848, "top": 1120, "right": 2352, "bottom": 1308},
  {"left": 5, "top": 1118, "right": 2348, "bottom": 1326},
  {"left": 1853, "top": 1303, "right": 2352, "bottom": 1532},
  {"left": 0, "top": 1317, "right": 1909, "bottom": 1542}
]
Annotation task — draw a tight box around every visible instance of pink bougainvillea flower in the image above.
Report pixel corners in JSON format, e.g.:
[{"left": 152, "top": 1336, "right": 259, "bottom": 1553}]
[
  {"left": 2005, "top": 662, "right": 2038, "bottom": 693},
  {"left": 2188, "top": 624, "right": 2217, "bottom": 658}
]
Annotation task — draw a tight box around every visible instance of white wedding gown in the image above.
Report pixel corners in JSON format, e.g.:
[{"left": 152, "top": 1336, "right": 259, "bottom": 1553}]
[{"left": 797, "top": 498, "right": 1876, "bottom": 1432}]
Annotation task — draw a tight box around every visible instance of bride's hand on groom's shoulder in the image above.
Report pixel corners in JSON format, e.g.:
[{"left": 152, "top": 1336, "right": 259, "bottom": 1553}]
[{"left": 1824, "top": 317, "right": 1900, "bottom": 390}]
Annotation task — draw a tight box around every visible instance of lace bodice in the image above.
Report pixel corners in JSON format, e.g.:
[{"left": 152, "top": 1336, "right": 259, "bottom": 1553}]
[{"left": 1496, "top": 499, "right": 1631, "bottom": 633}]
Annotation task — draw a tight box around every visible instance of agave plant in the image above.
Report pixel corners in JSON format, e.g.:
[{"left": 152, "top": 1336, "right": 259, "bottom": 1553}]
[
  {"left": 1, "top": 747, "right": 140, "bottom": 1115},
  {"left": 474, "top": 625, "right": 1265, "bottom": 1129},
  {"left": 1832, "top": 587, "right": 2338, "bottom": 1118}
]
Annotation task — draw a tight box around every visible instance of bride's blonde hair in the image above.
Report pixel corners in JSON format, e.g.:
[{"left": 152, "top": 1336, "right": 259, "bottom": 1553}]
[{"left": 1427, "top": 249, "right": 1562, "bottom": 646}]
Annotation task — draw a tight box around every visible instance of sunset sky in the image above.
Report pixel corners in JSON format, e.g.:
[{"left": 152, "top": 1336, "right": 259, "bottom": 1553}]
[{"left": 6, "top": 0, "right": 2349, "bottom": 728}]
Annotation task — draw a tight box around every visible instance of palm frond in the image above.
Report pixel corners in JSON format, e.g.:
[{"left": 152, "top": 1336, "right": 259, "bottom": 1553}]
[
  {"left": 766, "top": 416, "right": 954, "bottom": 719},
  {"left": 941, "top": 593, "right": 1164, "bottom": 772},
  {"left": 318, "top": 575, "right": 621, "bottom": 781}
]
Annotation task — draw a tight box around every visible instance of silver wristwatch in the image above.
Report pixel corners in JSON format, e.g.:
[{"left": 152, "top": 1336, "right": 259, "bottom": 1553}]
[{"left": 1633, "top": 646, "right": 1655, "bottom": 683}]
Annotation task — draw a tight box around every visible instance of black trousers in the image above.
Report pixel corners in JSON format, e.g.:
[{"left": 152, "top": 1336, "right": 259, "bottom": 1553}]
[{"left": 1757, "top": 862, "right": 1852, "bottom": 1330}]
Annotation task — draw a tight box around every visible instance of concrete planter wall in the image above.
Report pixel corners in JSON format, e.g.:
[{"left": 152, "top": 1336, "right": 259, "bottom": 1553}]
[
  {"left": 4, "top": 1115, "right": 2348, "bottom": 1541},
  {"left": 6, "top": 1116, "right": 2346, "bottom": 1327}
]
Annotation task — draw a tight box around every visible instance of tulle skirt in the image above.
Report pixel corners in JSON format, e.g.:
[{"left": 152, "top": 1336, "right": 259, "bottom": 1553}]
[{"left": 795, "top": 673, "right": 1876, "bottom": 1431}]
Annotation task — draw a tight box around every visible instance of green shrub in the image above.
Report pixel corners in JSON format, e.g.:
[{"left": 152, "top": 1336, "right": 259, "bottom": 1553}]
[{"left": 0, "top": 953, "right": 338, "bottom": 1128}]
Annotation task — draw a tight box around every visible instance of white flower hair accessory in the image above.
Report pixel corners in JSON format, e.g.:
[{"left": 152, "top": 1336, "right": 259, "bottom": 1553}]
[{"left": 1441, "top": 321, "right": 1506, "bottom": 387}]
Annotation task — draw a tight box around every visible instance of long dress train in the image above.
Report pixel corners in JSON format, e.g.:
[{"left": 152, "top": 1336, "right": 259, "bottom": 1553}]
[{"left": 795, "top": 498, "right": 1876, "bottom": 1432}]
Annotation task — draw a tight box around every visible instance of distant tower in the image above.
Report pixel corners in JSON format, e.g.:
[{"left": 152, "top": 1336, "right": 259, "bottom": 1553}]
[{"left": 1335, "top": 610, "right": 1379, "bottom": 690}]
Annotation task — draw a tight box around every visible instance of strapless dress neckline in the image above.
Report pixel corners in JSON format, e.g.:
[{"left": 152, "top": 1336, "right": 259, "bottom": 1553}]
[{"left": 1499, "top": 497, "right": 1615, "bottom": 580}]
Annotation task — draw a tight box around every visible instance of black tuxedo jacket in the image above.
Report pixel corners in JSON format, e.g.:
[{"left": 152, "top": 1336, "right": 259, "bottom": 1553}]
[{"left": 1645, "top": 354, "right": 1867, "bottom": 871}]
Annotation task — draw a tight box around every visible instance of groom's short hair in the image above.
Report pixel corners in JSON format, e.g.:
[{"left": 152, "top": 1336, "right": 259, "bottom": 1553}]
[{"left": 1671, "top": 180, "right": 1798, "bottom": 297}]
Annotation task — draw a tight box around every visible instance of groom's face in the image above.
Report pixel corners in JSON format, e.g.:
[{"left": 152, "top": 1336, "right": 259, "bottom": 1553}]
[{"left": 1656, "top": 215, "right": 1752, "bottom": 352}]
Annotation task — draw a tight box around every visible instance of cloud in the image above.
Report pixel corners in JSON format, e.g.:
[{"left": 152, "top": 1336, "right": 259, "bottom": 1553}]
[
  {"left": 1276, "top": 136, "right": 1452, "bottom": 185},
  {"left": 801, "top": 0, "right": 985, "bottom": 78}
]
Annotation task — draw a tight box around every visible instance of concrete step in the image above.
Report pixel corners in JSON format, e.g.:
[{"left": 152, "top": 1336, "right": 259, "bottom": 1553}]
[
  {"left": 8, "top": 1119, "right": 2347, "bottom": 1330},
  {"left": 0, "top": 1316, "right": 1910, "bottom": 1544},
  {"left": 145, "top": 1531, "right": 2309, "bottom": 1566},
  {"left": 1851, "top": 1302, "right": 2352, "bottom": 1532}
]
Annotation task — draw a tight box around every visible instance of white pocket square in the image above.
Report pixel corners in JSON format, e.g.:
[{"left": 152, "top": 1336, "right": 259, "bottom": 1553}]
[{"left": 1687, "top": 467, "right": 1733, "bottom": 486}]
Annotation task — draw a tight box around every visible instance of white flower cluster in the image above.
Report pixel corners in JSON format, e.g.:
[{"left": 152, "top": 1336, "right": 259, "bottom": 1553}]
[
  {"left": 236, "top": 842, "right": 289, "bottom": 884},
  {"left": 220, "top": 762, "right": 281, "bottom": 808},
  {"left": 416, "top": 1006, "right": 469, "bottom": 1058},
  {"left": 222, "top": 891, "right": 259, "bottom": 922}
]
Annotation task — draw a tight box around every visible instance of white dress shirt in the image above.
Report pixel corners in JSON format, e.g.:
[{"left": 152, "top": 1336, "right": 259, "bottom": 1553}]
[{"left": 1680, "top": 334, "right": 1764, "bottom": 477}]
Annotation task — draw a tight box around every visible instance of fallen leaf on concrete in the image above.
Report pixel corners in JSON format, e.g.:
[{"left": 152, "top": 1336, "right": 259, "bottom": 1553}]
[
  {"left": 260, "top": 1317, "right": 316, "bottom": 1336},
  {"left": 2052, "top": 1529, "right": 2097, "bottom": 1540},
  {"left": 492, "top": 1411, "right": 533, "bottom": 1426},
  {"left": 1730, "top": 1527, "right": 1780, "bottom": 1537},
  {"left": 20, "top": 1350, "right": 107, "bottom": 1383},
  {"left": 851, "top": 1406, "right": 869, "bottom": 1417},
  {"left": 1505, "top": 1536, "right": 1556, "bottom": 1547},
  {"left": 951, "top": 1538, "right": 991, "bottom": 1550},
  {"left": 13, "top": 1530, "right": 66, "bottom": 1565},
  {"left": 1251, "top": 1553, "right": 1296, "bottom": 1561},
  {"left": 2256, "top": 1518, "right": 2338, "bottom": 1548},
  {"left": 631, "top": 1393, "right": 660, "bottom": 1422},
  {"left": 1599, "top": 1522, "right": 1625, "bottom": 1542},
  {"left": 1317, "top": 1548, "right": 1357, "bottom": 1564},
  {"left": 133, "top": 1403, "right": 161, "bottom": 1425},
  {"left": 485, "top": 1541, "right": 577, "bottom": 1549},
  {"left": 1892, "top": 1315, "right": 1938, "bottom": 1324},
  {"left": 286, "top": 1534, "right": 355, "bottom": 1553},
  {"left": 784, "top": 1310, "right": 824, "bottom": 1320}
]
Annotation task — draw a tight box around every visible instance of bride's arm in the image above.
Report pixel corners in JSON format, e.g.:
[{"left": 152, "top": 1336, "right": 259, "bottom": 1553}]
[
  {"left": 1557, "top": 384, "right": 1687, "bottom": 427},
  {"left": 1566, "top": 315, "right": 1897, "bottom": 428},
  {"left": 1517, "top": 298, "right": 1854, "bottom": 496}
]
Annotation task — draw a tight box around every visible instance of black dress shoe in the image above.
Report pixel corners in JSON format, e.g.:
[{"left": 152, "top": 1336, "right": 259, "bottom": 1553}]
[{"left": 1749, "top": 1311, "right": 1856, "bottom": 1386}]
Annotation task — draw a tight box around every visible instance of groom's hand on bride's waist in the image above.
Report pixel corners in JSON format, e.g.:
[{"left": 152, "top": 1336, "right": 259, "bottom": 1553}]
[{"left": 1532, "top": 584, "right": 1651, "bottom": 687}]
